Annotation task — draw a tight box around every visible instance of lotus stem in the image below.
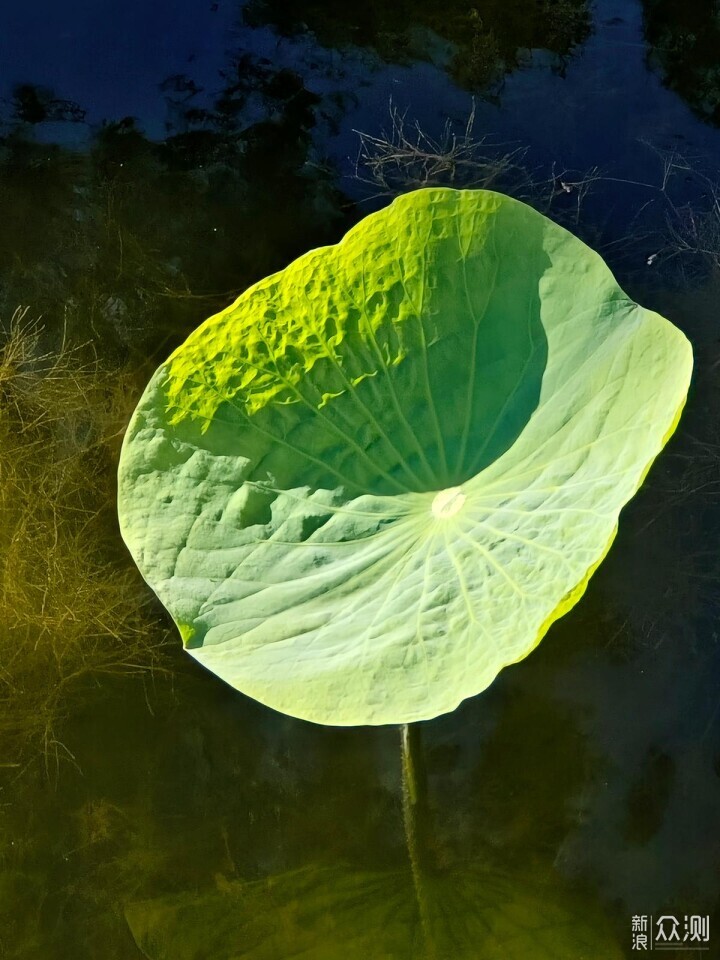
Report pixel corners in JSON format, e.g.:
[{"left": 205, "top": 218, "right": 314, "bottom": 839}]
[{"left": 400, "top": 722, "right": 436, "bottom": 960}]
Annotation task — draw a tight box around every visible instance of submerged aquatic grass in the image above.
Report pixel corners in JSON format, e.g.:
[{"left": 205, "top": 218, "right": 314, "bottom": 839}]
[{"left": 0, "top": 308, "right": 171, "bottom": 775}]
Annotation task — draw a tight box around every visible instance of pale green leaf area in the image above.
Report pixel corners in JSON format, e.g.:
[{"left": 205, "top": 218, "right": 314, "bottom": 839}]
[
  {"left": 118, "top": 187, "right": 692, "bottom": 725},
  {"left": 125, "top": 864, "right": 623, "bottom": 960}
]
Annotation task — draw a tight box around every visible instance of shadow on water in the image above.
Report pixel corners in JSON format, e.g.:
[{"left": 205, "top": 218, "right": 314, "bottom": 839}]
[
  {"left": 1, "top": 0, "right": 720, "bottom": 957},
  {"left": 1, "top": 665, "right": 626, "bottom": 959}
]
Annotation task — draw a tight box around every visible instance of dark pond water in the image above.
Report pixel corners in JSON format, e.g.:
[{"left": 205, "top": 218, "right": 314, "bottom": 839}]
[{"left": 1, "top": 1, "right": 719, "bottom": 958}]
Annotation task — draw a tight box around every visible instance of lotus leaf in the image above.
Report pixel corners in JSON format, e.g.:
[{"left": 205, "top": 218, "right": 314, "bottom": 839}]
[{"left": 118, "top": 188, "right": 692, "bottom": 725}]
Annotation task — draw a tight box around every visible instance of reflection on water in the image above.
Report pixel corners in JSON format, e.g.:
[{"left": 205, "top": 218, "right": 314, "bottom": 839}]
[
  {"left": 244, "top": 0, "right": 591, "bottom": 91},
  {"left": 1, "top": 0, "right": 720, "bottom": 957},
  {"left": 643, "top": 0, "right": 720, "bottom": 125}
]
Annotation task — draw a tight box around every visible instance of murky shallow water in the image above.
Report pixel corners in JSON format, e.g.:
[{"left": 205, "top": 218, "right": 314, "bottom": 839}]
[{"left": 1, "top": 1, "right": 719, "bottom": 957}]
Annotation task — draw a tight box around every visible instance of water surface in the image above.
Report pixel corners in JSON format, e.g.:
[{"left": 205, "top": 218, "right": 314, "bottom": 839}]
[{"left": 1, "top": 1, "right": 719, "bottom": 957}]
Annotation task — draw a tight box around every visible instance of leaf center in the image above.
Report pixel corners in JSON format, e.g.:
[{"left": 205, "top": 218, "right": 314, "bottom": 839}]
[{"left": 431, "top": 487, "right": 466, "bottom": 519}]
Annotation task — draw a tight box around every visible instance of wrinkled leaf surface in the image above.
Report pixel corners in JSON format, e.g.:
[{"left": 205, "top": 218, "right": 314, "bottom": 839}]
[{"left": 118, "top": 188, "right": 692, "bottom": 724}]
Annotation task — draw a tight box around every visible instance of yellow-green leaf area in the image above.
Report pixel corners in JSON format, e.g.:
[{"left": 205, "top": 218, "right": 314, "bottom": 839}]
[
  {"left": 118, "top": 187, "right": 692, "bottom": 726},
  {"left": 164, "top": 188, "right": 503, "bottom": 427}
]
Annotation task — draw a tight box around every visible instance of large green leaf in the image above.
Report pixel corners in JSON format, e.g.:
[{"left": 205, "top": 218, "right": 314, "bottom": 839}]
[{"left": 118, "top": 188, "right": 692, "bottom": 725}]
